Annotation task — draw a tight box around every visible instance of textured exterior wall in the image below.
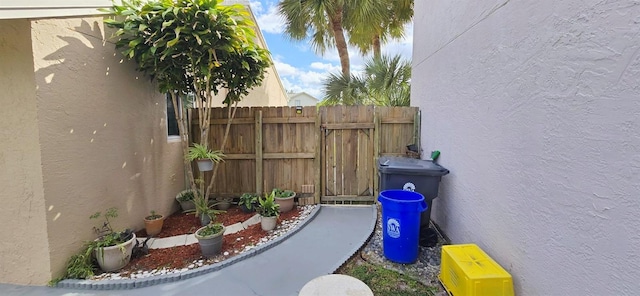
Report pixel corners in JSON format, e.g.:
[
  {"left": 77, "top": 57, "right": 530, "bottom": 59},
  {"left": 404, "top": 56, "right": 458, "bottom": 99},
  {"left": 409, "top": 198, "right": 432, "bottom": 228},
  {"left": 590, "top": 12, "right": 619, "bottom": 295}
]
[
  {"left": 29, "top": 17, "right": 184, "bottom": 284},
  {"left": 413, "top": 1, "right": 640, "bottom": 295},
  {"left": 288, "top": 92, "right": 319, "bottom": 106},
  {"left": 0, "top": 19, "right": 52, "bottom": 285},
  {"left": 231, "top": 65, "right": 289, "bottom": 107}
]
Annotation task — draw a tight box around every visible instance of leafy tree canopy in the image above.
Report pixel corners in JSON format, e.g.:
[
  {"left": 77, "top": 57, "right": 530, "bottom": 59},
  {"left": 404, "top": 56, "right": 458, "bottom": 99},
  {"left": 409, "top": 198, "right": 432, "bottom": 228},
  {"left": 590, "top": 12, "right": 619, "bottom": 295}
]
[{"left": 104, "top": 0, "right": 270, "bottom": 105}]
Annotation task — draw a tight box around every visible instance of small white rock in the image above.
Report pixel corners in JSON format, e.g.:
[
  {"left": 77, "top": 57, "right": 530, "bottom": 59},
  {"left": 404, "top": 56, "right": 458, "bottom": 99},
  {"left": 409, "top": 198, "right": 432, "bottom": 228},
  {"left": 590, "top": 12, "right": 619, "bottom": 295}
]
[{"left": 223, "top": 251, "right": 229, "bottom": 256}]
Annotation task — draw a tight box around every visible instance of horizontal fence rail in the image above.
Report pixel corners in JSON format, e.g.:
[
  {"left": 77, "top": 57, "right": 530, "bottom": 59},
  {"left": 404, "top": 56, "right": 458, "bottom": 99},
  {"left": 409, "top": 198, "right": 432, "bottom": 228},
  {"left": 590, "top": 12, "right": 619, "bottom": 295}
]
[{"left": 190, "top": 106, "right": 418, "bottom": 204}]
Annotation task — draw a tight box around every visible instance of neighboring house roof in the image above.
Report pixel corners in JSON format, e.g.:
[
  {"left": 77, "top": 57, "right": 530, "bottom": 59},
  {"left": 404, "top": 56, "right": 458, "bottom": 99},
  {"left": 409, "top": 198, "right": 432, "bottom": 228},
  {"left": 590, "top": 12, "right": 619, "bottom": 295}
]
[{"left": 289, "top": 92, "right": 319, "bottom": 101}]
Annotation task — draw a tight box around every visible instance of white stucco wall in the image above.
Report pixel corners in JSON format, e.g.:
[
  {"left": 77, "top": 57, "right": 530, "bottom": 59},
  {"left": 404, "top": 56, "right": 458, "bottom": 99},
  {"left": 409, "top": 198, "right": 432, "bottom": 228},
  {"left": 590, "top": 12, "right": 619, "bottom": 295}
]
[
  {"left": 288, "top": 92, "right": 319, "bottom": 106},
  {"left": 413, "top": 1, "right": 640, "bottom": 295}
]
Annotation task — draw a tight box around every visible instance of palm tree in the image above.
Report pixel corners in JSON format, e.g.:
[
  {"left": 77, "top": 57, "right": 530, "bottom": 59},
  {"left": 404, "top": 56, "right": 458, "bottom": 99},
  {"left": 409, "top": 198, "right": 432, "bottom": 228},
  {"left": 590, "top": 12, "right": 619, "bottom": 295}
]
[
  {"left": 364, "top": 55, "right": 411, "bottom": 106},
  {"left": 278, "top": 0, "right": 351, "bottom": 76},
  {"left": 320, "top": 54, "right": 411, "bottom": 106},
  {"left": 319, "top": 72, "right": 368, "bottom": 106},
  {"left": 347, "top": 0, "right": 413, "bottom": 59}
]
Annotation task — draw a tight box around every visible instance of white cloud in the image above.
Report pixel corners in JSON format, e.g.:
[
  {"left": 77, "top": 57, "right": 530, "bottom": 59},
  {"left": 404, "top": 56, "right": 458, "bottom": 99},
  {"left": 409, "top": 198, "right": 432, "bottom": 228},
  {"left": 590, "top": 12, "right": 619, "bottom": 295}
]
[
  {"left": 298, "top": 70, "right": 326, "bottom": 85},
  {"left": 248, "top": 1, "right": 263, "bottom": 13},
  {"left": 382, "top": 23, "right": 414, "bottom": 60},
  {"left": 321, "top": 23, "right": 414, "bottom": 71},
  {"left": 310, "top": 62, "right": 341, "bottom": 73},
  {"left": 250, "top": 1, "right": 284, "bottom": 34},
  {"left": 273, "top": 58, "right": 327, "bottom": 99},
  {"left": 274, "top": 61, "right": 298, "bottom": 77}
]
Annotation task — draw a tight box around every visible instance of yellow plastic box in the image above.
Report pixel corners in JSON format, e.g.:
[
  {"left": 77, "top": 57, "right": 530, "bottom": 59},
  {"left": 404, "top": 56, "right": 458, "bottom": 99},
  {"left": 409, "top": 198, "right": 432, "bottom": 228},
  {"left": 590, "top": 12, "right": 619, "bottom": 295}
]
[{"left": 439, "top": 244, "right": 514, "bottom": 296}]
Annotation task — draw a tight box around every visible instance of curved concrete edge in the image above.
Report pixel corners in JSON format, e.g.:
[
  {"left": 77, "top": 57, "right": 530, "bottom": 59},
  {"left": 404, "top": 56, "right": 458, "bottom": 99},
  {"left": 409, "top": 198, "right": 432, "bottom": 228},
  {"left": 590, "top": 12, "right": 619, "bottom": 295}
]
[
  {"left": 328, "top": 204, "right": 378, "bottom": 274},
  {"left": 56, "top": 205, "right": 322, "bottom": 290}
]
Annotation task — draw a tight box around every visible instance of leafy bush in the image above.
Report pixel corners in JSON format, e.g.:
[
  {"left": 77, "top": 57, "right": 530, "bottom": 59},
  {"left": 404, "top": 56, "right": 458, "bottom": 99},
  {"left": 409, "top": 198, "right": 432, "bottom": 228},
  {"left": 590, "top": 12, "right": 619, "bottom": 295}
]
[
  {"left": 258, "top": 191, "right": 280, "bottom": 217},
  {"left": 239, "top": 193, "right": 260, "bottom": 210}
]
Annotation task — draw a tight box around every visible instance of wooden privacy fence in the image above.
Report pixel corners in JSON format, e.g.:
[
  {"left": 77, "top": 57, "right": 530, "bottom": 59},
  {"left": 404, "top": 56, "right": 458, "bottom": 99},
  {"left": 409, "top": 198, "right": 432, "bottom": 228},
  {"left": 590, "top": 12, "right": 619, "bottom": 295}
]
[{"left": 191, "top": 106, "right": 419, "bottom": 204}]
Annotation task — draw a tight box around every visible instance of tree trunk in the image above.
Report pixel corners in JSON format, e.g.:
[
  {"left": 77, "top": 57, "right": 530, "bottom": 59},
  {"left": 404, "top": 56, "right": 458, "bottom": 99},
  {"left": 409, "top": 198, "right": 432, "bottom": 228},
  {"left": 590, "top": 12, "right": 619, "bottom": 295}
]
[
  {"left": 372, "top": 34, "right": 381, "bottom": 59},
  {"left": 329, "top": 8, "right": 350, "bottom": 77}
]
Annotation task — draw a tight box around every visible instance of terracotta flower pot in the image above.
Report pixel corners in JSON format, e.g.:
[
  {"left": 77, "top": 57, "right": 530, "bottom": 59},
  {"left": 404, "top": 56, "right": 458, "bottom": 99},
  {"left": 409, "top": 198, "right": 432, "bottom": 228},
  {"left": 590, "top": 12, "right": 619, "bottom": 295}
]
[
  {"left": 94, "top": 233, "right": 136, "bottom": 272},
  {"left": 144, "top": 215, "right": 164, "bottom": 236},
  {"left": 261, "top": 215, "right": 277, "bottom": 231},
  {"left": 275, "top": 192, "right": 296, "bottom": 213}
]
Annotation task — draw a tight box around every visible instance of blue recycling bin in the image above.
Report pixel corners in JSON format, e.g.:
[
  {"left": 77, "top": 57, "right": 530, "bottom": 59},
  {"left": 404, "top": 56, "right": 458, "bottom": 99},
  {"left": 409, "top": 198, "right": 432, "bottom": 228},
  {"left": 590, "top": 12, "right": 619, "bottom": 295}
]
[{"left": 378, "top": 190, "right": 427, "bottom": 263}]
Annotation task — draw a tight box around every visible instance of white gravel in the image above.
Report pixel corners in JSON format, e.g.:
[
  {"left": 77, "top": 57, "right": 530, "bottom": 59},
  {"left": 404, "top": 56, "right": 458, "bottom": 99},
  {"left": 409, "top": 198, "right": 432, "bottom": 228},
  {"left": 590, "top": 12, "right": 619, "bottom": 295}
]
[{"left": 360, "top": 208, "right": 447, "bottom": 291}]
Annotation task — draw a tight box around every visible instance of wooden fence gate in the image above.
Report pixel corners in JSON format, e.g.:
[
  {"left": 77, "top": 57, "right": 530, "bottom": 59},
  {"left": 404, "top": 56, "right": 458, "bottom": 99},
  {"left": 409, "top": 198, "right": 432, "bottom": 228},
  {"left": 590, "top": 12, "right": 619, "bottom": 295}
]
[{"left": 191, "top": 106, "right": 419, "bottom": 204}]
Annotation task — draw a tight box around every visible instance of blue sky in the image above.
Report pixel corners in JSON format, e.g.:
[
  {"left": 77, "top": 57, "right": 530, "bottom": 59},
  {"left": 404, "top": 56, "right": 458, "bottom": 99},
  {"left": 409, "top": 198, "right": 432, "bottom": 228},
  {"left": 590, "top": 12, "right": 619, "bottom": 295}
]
[{"left": 247, "top": 0, "right": 413, "bottom": 100}]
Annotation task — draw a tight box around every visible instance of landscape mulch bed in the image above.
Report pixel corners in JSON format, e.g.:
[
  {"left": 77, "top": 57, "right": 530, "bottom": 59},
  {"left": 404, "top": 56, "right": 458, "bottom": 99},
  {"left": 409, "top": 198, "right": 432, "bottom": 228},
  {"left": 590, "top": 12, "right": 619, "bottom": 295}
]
[{"left": 118, "top": 206, "right": 302, "bottom": 275}]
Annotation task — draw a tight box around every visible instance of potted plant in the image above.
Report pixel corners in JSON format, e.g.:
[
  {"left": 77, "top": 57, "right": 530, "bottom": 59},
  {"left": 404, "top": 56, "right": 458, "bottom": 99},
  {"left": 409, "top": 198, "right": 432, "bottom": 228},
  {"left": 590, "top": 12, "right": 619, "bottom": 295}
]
[
  {"left": 258, "top": 191, "right": 280, "bottom": 231},
  {"left": 192, "top": 195, "right": 224, "bottom": 226},
  {"left": 194, "top": 223, "right": 225, "bottom": 258},
  {"left": 187, "top": 143, "right": 225, "bottom": 172},
  {"left": 215, "top": 196, "right": 233, "bottom": 210},
  {"left": 239, "top": 193, "right": 260, "bottom": 213},
  {"left": 144, "top": 210, "right": 164, "bottom": 237},
  {"left": 272, "top": 188, "right": 296, "bottom": 213},
  {"left": 89, "top": 208, "right": 136, "bottom": 272},
  {"left": 176, "top": 189, "right": 197, "bottom": 211}
]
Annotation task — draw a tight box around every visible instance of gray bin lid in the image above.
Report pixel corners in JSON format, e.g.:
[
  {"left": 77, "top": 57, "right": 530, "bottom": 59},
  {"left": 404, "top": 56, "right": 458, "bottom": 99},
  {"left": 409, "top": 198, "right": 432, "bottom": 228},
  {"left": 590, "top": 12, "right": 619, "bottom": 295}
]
[{"left": 378, "top": 156, "right": 449, "bottom": 176}]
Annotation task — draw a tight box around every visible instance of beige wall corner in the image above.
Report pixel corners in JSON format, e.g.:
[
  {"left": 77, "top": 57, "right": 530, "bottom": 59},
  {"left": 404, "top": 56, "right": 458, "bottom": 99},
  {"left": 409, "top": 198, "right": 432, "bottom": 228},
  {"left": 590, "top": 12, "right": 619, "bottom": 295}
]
[
  {"left": 0, "top": 19, "right": 52, "bottom": 285},
  {"left": 30, "top": 17, "right": 184, "bottom": 284}
]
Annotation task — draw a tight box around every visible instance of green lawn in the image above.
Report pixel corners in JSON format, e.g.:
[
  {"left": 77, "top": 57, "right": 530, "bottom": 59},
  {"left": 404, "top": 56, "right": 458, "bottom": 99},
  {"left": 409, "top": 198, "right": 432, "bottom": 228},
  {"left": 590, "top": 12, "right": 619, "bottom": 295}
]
[{"left": 339, "top": 257, "right": 439, "bottom": 296}]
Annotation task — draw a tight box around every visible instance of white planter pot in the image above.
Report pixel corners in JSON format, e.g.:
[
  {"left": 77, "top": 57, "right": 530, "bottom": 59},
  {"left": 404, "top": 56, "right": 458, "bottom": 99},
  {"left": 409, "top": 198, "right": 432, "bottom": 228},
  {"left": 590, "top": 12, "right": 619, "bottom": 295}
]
[
  {"left": 94, "top": 233, "right": 136, "bottom": 272},
  {"left": 261, "top": 216, "right": 277, "bottom": 231},
  {"left": 196, "top": 159, "right": 214, "bottom": 171}
]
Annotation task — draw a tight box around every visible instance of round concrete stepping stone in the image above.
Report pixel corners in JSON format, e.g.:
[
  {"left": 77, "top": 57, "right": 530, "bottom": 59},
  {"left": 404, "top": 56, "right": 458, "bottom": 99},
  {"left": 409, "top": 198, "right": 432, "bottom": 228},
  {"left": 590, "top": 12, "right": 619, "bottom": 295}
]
[{"left": 298, "top": 274, "right": 373, "bottom": 296}]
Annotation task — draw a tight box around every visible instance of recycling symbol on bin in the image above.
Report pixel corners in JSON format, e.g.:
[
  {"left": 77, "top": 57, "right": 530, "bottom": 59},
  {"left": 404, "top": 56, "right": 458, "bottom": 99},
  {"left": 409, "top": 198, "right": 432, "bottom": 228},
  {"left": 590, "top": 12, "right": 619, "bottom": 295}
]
[
  {"left": 387, "top": 218, "right": 400, "bottom": 238},
  {"left": 403, "top": 182, "right": 416, "bottom": 192}
]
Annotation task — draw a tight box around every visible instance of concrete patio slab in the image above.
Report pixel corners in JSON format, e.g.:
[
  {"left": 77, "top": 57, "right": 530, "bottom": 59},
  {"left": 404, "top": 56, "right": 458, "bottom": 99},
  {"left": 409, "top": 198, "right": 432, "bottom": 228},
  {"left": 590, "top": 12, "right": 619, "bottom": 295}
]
[
  {"left": 241, "top": 214, "right": 261, "bottom": 228},
  {"left": 223, "top": 222, "right": 244, "bottom": 235},
  {"left": 147, "top": 234, "right": 189, "bottom": 249},
  {"left": 184, "top": 234, "right": 197, "bottom": 246}
]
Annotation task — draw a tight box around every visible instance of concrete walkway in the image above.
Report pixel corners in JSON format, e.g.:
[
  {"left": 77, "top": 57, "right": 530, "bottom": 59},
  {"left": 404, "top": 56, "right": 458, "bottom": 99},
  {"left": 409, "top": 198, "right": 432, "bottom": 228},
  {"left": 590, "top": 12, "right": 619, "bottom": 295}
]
[{"left": 0, "top": 205, "right": 376, "bottom": 296}]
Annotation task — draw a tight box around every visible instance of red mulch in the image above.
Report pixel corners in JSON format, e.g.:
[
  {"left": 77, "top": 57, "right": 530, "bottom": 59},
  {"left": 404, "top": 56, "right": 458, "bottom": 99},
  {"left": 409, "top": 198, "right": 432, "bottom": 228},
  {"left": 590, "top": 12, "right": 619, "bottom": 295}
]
[
  {"left": 118, "top": 206, "right": 303, "bottom": 275},
  {"left": 135, "top": 207, "right": 257, "bottom": 238}
]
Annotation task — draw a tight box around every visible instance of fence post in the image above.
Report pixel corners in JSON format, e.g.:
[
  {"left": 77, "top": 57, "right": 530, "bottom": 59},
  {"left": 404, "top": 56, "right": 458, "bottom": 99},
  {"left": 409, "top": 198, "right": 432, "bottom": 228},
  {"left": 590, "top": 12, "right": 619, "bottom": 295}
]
[
  {"left": 373, "top": 108, "right": 381, "bottom": 199},
  {"left": 255, "top": 110, "right": 263, "bottom": 195},
  {"left": 314, "top": 108, "right": 322, "bottom": 204}
]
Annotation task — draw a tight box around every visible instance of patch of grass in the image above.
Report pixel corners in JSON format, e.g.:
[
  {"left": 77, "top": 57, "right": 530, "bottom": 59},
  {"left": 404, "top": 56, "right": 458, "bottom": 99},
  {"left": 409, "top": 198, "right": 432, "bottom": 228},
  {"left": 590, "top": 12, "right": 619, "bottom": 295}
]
[{"left": 340, "top": 257, "right": 438, "bottom": 296}]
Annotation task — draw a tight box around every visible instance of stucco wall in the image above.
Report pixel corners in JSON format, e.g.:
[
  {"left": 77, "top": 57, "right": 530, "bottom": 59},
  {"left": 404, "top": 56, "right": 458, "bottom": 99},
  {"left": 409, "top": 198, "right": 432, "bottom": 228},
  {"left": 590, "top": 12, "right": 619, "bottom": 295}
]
[
  {"left": 413, "top": 1, "right": 640, "bottom": 295},
  {"left": 288, "top": 92, "right": 319, "bottom": 106},
  {"left": 0, "top": 19, "right": 52, "bottom": 285},
  {"left": 29, "top": 17, "right": 184, "bottom": 284},
  {"left": 226, "top": 65, "right": 289, "bottom": 107}
]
